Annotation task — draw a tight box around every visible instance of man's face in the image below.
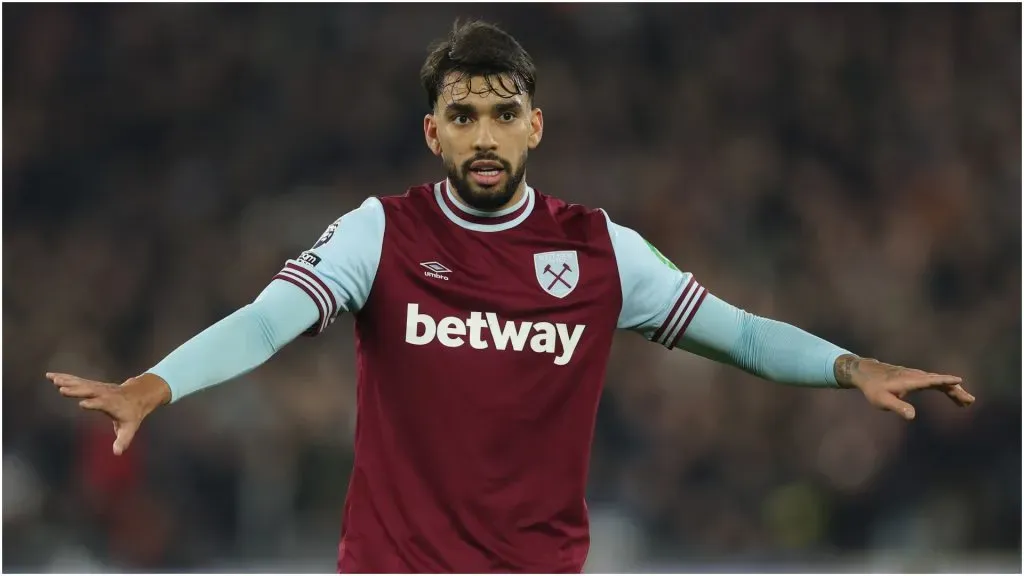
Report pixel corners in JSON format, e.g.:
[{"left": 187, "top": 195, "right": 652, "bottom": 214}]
[{"left": 424, "top": 73, "right": 543, "bottom": 211}]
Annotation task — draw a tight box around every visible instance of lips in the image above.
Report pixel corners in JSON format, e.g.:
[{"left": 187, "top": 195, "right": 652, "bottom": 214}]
[
  {"left": 470, "top": 160, "right": 504, "bottom": 171},
  {"left": 470, "top": 169, "right": 503, "bottom": 186},
  {"left": 468, "top": 159, "right": 505, "bottom": 186}
]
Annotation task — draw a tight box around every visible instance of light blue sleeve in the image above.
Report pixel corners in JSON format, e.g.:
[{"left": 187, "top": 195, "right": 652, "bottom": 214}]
[
  {"left": 148, "top": 197, "right": 386, "bottom": 402},
  {"left": 602, "top": 210, "right": 703, "bottom": 344},
  {"left": 604, "top": 211, "right": 851, "bottom": 388},
  {"left": 270, "top": 197, "right": 385, "bottom": 335},
  {"left": 147, "top": 281, "right": 320, "bottom": 402},
  {"left": 677, "top": 295, "right": 850, "bottom": 387}
]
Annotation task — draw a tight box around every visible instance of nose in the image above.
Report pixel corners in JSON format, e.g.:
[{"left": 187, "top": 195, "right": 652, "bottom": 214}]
[{"left": 472, "top": 121, "right": 498, "bottom": 152}]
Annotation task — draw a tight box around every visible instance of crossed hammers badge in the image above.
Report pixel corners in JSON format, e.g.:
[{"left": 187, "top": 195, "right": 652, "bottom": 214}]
[{"left": 533, "top": 250, "right": 580, "bottom": 298}]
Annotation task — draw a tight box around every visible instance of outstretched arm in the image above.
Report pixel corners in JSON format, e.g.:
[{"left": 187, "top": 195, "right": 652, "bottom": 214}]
[
  {"left": 678, "top": 295, "right": 974, "bottom": 418},
  {"left": 603, "top": 211, "right": 975, "bottom": 420},
  {"left": 48, "top": 280, "right": 320, "bottom": 453},
  {"left": 48, "top": 197, "right": 386, "bottom": 454}
]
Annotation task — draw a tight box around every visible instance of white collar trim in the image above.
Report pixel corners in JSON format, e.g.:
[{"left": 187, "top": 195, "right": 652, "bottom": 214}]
[{"left": 434, "top": 180, "right": 535, "bottom": 232}]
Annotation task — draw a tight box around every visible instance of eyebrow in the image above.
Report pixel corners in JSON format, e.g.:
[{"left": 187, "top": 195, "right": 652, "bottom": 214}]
[
  {"left": 493, "top": 101, "right": 524, "bottom": 115},
  {"left": 444, "top": 100, "right": 525, "bottom": 117}
]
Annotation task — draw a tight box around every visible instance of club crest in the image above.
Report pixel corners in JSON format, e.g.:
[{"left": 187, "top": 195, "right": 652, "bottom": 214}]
[{"left": 534, "top": 251, "right": 580, "bottom": 298}]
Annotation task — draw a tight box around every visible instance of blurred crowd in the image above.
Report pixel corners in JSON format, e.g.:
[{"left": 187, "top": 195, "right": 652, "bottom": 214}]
[{"left": 3, "top": 3, "right": 1020, "bottom": 571}]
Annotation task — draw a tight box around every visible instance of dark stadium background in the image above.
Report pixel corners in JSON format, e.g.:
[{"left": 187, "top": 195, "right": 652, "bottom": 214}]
[{"left": 3, "top": 3, "right": 1020, "bottom": 572}]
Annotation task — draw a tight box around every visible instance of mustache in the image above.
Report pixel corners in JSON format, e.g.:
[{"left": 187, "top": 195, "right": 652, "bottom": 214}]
[{"left": 461, "top": 153, "right": 513, "bottom": 173}]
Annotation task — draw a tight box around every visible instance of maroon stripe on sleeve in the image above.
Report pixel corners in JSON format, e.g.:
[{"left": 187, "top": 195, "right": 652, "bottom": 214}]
[
  {"left": 652, "top": 276, "right": 695, "bottom": 344},
  {"left": 669, "top": 287, "right": 708, "bottom": 350},
  {"left": 284, "top": 262, "right": 338, "bottom": 320},
  {"left": 274, "top": 273, "right": 326, "bottom": 335}
]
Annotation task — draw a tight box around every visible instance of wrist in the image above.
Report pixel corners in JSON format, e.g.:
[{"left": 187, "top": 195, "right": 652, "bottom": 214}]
[
  {"left": 123, "top": 373, "right": 172, "bottom": 415},
  {"left": 833, "top": 354, "right": 863, "bottom": 389}
]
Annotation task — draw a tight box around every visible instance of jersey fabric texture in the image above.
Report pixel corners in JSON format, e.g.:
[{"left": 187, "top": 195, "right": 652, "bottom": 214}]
[{"left": 321, "top": 183, "right": 622, "bottom": 572}]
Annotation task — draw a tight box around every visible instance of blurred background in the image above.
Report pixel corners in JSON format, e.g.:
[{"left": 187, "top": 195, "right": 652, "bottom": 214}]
[{"left": 3, "top": 3, "right": 1021, "bottom": 573}]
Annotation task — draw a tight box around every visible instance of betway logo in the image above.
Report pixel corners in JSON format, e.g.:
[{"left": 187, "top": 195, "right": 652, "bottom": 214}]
[{"left": 404, "top": 303, "right": 585, "bottom": 366}]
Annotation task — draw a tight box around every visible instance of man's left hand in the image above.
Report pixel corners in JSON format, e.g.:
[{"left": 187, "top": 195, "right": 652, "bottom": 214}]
[{"left": 834, "top": 354, "right": 975, "bottom": 420}]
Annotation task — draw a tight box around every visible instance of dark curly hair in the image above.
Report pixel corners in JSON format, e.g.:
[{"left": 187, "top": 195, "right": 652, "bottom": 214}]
[{"left": 419, "top": 19, "right": 537, "bottom": 111}]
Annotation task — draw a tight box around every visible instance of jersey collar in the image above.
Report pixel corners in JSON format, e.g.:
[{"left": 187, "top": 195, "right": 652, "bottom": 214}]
[{"left": 434, "top": 179, "right": 535, "bottom": 232}]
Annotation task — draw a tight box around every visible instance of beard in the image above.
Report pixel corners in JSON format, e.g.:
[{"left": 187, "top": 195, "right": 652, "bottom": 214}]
[{"left": 445, "top": 150, "right": 528, "bottom": 212}]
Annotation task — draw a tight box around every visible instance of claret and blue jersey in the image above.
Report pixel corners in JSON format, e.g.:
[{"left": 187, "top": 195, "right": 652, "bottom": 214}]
[
  {"left": 149, "top": 179, "right": 848, "bottom": 573},
  {"left": 274, "top": 180, "right": 711, "bottom": 572}
]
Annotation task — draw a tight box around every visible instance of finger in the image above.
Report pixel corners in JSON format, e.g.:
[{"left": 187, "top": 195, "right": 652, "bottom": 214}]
[
  {"left": 47, "top": 372, "right": 82, "bottom": 384},
  {"left": 899, "top": 373, "right": 963, "bottom": 391},
  {"left": 944, "top": 384, "right": 976, "bottom": 407},
  {"left": 79, "top": 398, "right": 117, "bottom": 417},
  {"left": 47, "top": 373, "right": 95, "bottom": 387},
  {"left": 59, "top": 385, "right": 99, "bottom": 399},
  {"left": 877, "top": 394, "right": 916, "bottom": 420},
  {"left": 113, "top": 421, "right": 140, "bottom": 455}
]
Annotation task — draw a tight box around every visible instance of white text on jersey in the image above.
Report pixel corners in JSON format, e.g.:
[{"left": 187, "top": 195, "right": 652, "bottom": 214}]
[
  {"left": 404, "top": 303, "right": 585, "bottom": 366},
  {"left": 420, "top": 261, "right": 451, "bottom": 281}
]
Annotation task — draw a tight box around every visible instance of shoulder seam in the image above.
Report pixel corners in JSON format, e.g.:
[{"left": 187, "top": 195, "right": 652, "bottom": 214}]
[
  {"left": 598, "top": 208, "right": 627, "bottom": 328},
  {"left": 357, "top": 195, "right": 387, "bottom": 316}
]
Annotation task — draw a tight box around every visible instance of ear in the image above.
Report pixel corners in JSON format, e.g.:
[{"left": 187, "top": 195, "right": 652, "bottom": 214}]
[
  {"left": 424, "top": 114, "right": 442, "bottom": 157},
  {"left": 528, "top": 107, "right": 544, "bottom": 150}
]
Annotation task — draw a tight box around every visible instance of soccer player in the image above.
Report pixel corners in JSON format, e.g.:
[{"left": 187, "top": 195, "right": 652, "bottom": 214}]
[{"left": 48, "top": 19, "right": 975, "bottom": 573}]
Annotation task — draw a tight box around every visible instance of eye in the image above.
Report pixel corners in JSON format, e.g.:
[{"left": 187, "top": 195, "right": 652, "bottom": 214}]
[
  {"left": 452, "top": 114, "right": 471, "bottom": 125},
  {"left": 499, "top": 111, "right": 517, "bottom": 122}
]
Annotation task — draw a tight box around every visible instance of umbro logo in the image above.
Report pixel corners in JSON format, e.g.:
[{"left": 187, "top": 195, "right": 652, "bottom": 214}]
[{"left": 420, "top": 261, "right": 451, "bottom": 281}]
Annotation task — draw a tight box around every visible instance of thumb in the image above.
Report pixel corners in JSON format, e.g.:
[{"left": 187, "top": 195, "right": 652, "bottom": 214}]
[
  {"left": 113, "top": 421, "right": 140, "bottom": 455},
  {"left": 877, "top": 393, "right": 916, "bottom": 421}
]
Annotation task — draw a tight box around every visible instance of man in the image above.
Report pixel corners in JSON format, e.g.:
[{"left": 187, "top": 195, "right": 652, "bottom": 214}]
[{"left": 49, "top": 19, "right": 975, "bottom": 573}]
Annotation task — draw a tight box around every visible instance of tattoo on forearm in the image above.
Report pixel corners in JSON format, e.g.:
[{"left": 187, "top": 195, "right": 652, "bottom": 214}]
[
  {"left": 834, "top": 354, "right": 909, "bottom": 389},
  {"left": 834, "top": 354, "right": 860, "bottom": 388}
]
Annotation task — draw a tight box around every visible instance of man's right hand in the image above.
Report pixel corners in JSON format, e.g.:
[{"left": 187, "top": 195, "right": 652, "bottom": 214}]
[{"left": 47, "top": 372, "right": 172, "bottom": 455}]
